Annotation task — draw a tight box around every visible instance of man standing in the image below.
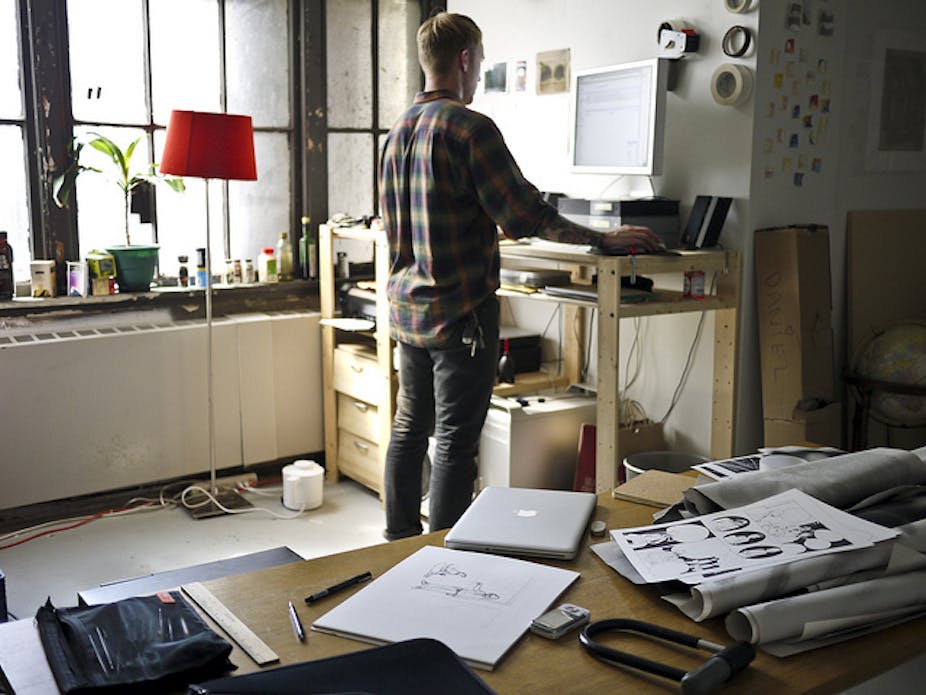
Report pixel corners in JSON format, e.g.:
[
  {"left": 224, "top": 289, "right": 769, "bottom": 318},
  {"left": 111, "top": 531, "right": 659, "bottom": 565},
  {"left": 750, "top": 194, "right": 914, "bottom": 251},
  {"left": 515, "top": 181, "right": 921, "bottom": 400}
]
[{"left": 379, "top": 12, "right": 660, "bottom": 540}]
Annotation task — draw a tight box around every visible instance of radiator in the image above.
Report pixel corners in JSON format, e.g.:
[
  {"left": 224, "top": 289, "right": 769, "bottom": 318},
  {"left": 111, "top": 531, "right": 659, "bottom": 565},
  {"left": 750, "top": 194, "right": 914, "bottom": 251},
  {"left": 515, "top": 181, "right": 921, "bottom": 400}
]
[{"left": 0, "top": 311, "right": 323, "bottom": 509}]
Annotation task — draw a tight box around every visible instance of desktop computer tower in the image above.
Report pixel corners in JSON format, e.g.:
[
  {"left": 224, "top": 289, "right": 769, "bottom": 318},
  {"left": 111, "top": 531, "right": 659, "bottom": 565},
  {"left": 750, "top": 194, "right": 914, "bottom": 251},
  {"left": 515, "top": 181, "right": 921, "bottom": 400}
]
[{"left": 477, "top": 394, "right": 597, "bottom": 491}]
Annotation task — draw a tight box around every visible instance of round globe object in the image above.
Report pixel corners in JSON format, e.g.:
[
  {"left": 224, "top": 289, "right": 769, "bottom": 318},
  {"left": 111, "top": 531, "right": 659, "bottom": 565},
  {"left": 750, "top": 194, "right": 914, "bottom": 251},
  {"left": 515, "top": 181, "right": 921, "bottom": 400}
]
[{"left": 854, "top": 321, "right": 926, "bottom": 427}]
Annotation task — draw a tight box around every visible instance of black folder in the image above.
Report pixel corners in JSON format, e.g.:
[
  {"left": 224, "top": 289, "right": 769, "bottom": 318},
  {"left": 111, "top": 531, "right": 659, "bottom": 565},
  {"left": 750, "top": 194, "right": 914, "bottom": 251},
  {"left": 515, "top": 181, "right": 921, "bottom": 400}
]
[{"left": 189, "top": 638, "right": 497, "bottom": 695}]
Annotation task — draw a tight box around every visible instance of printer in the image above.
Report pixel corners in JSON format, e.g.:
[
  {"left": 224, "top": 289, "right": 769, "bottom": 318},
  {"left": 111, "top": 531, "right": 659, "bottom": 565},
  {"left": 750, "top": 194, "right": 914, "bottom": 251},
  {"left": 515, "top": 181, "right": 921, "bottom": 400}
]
[{"left": 557, "top": 197, "right": 681, "bottom": 249}]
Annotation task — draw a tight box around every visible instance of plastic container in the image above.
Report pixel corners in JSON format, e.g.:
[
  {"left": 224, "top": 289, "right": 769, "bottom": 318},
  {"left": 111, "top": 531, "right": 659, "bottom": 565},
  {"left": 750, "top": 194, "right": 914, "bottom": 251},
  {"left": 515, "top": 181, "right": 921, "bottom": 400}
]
[
  {"left": 258, "top": 247, "right": 278, "bottom": 283},
  {"left": 282, "top": 460, "right": 324, "bottom": 511},
  {"left": 622, "top": 451, "right": 709, "bottom": 481}
]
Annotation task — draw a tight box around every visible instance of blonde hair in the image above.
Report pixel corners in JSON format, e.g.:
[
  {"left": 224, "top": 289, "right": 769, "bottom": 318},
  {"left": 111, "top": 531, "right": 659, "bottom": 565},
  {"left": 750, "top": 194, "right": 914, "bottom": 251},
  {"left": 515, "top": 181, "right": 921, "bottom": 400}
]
[{"left": 417, "top": 12, "right": 482, "bottom": 76}]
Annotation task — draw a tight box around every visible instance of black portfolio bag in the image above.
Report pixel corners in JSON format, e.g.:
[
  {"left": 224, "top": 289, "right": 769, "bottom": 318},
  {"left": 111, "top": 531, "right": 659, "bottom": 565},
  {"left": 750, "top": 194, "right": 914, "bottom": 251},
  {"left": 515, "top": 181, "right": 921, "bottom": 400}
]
[{"left": 36, "top": 592, "right": 234, "bottom": 694}]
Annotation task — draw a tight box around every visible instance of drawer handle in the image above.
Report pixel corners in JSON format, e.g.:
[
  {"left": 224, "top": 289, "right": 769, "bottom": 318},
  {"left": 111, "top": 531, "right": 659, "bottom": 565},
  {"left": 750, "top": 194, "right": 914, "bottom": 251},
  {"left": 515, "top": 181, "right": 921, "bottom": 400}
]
[
  {"left": 350, "top": 363, "right": 364, "bottom": 373},
  {"left": 353, "top": 440, "right": 370, "bottom": 452},
  {"left": 353, "top": 401, "right": 369, "bottom": 412}
]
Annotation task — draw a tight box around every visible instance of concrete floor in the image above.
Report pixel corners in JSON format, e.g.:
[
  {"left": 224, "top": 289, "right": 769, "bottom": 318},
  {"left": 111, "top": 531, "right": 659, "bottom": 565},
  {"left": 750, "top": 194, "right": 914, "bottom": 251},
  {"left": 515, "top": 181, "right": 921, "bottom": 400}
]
[{"left": 0, "top": 478, "right": 386, "bottom": 620}]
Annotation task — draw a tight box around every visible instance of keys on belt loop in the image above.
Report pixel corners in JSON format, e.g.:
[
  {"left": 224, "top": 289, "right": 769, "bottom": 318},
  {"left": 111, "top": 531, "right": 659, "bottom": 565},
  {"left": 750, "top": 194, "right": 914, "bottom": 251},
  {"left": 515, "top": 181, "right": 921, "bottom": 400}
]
[{"left": 461, "top": 311, "right": 485, "bottom": 358}]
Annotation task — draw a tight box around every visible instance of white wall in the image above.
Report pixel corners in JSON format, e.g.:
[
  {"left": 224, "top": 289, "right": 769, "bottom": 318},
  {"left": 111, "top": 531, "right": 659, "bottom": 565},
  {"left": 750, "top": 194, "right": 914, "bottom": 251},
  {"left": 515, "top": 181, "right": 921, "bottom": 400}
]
[
  {"left": 453, "top": 0, "right": 759, "bottom": 455},
  {"left": 454, "top": 0, "right": 926, "bottom": 455}
]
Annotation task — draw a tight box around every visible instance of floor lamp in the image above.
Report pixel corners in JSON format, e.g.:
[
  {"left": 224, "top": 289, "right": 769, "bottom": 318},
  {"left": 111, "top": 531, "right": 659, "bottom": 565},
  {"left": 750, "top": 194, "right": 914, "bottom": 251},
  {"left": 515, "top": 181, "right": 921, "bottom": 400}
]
[{"left": 160, "top": 110, "right": 257, "bottom": 519}]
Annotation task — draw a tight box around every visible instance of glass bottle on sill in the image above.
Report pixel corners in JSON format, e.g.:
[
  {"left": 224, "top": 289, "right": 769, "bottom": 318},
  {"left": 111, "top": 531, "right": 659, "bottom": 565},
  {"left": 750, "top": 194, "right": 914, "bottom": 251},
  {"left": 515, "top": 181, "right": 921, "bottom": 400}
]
[
  {"left": 0, "top": 231, "right": 13, "bottom": 300},
  {"left": 277, "top": 231, "right": 293, "bottom": 281},
  {"left": 177, "top": 255, "right": 190, "bottom": 288}
]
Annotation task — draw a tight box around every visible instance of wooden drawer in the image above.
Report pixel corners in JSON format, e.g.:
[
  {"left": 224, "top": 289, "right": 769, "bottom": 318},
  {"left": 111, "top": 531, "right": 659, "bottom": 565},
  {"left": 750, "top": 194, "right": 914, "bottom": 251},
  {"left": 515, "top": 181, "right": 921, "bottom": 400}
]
[
  {"left": 337, "top": 428, "right": 382, "bottom": 493},
  {"left": 334, "top": 345, "right": 385, "bottom": 405},
  {"left": 337, "top": 392, "right": 381, "bottom": 443}
]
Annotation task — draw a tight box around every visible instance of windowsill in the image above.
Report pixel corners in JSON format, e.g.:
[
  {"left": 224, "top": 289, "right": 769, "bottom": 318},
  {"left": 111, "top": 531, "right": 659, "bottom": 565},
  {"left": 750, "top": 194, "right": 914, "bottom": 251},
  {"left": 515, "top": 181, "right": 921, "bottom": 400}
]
[{"left": 0, "top": 279, "right": 321, "bottom": 320}]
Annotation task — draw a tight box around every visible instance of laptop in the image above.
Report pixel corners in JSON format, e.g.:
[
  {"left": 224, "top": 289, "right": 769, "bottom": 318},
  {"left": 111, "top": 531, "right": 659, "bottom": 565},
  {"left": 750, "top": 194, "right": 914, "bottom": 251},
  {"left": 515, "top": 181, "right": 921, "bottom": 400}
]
[{"left": 444, "top": 487, "right": 597, "bottom": 560}]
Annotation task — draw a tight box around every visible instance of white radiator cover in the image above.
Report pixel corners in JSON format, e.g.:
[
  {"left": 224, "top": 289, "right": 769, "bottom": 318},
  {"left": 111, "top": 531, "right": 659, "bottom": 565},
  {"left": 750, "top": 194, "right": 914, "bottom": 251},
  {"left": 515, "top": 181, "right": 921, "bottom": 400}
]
[{"left": 0, "top": 312, "right": 323, "bottom": 509}]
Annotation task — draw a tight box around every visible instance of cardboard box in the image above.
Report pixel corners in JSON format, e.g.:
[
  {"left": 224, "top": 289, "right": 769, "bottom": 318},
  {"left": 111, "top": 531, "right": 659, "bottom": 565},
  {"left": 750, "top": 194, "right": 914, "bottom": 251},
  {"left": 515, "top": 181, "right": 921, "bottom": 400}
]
[
  {"left": 573, "top": 420, "right": 666, "bottom": 490},
  {"left": 763, "top": 402, "right": 842, "bottom": 448},
  {"left": 755, "top": 225, "right": 835, "bottom": 420}
]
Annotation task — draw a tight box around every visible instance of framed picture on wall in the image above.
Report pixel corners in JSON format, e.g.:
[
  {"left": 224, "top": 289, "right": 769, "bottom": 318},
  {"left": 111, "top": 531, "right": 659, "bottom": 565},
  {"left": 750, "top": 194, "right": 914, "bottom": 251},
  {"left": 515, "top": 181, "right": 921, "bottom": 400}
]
[
  {"left": 537, "top": 48, "right": 569, "bottom": 95},
  {"left": 865, "top": 29, "right": 926, "bottom": 172}
]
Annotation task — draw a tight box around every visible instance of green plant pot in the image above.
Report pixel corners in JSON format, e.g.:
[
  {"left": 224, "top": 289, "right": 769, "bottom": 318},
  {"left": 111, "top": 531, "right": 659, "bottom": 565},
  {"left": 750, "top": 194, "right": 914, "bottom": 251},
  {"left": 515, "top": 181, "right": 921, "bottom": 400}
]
[{"left": 105, "top": 245, "right": 159, "bottom": 292}]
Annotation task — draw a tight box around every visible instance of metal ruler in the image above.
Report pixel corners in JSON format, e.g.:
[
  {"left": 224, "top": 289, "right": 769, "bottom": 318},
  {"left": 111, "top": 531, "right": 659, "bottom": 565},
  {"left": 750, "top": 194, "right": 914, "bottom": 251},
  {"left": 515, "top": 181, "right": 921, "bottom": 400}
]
[{"left": 182, "top": 581, "right": 279, "bottom": 666}]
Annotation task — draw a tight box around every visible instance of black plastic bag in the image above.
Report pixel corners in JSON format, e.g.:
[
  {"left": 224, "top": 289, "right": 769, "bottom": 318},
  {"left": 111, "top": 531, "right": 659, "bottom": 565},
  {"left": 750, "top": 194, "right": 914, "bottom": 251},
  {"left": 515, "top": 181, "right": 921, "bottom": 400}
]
[{"left": 36, "top": 591, "right": 235, "bottom": 694}]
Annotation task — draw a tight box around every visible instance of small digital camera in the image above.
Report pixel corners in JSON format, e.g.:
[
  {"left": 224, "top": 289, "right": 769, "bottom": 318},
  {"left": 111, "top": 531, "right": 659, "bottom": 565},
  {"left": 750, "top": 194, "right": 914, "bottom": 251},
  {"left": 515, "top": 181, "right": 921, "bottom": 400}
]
[{"left": 529, "top": 603, "right": 590, "bottom": 640}]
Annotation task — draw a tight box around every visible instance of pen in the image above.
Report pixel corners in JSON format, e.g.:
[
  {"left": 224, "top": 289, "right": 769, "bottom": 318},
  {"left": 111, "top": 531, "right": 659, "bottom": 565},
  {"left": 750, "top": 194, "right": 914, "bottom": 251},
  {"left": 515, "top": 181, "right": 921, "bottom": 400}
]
[
  {"left": 288, "top": 600, "right": 305, "bottom": 641},
  {"left": 305, "top": 570, "right": 373, "bottom": 604}
]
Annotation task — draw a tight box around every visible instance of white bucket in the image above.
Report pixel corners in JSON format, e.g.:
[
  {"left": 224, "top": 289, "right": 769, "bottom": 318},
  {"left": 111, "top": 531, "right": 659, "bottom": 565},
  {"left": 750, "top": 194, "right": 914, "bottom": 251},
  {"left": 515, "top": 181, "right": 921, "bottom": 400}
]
[
  {"left": 623, "top": 451, "right": 709, "bottom": 481},
  {"left": 282, "top": 460, "right": 324, "bottom": 511}
]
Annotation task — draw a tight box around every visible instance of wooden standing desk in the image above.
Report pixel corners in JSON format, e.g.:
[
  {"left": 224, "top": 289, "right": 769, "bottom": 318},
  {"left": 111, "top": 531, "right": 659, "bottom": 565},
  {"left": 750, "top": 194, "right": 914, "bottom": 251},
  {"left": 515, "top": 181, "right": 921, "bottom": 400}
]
[
  {"left": 498, "top": 244, "right": 741, "bottom": 493},
  {"left": 199, "top": 493, "right": 925, "bottom": 694}
]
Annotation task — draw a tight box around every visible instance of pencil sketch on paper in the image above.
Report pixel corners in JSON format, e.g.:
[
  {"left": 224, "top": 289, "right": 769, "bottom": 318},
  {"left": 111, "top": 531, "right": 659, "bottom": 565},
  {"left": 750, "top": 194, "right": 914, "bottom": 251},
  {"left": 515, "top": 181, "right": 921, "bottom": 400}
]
[{"left": 412, "top": 562, "right": 511, "bottom": 603}]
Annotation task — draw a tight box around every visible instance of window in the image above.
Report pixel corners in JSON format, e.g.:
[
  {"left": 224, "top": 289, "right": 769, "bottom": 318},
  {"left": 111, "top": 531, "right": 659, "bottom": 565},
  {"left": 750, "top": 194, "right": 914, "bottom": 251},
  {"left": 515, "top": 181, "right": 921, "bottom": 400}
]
[
  {"left": 325, "top": 0, "right": 421, "bottom": 260},
  {"left": 67, "top": 0, "right": 292, "bottom": 279},
  {"left": 0, "top": 0, "right": 29, "bottom": 282},
  {"left": 1, "top": 0, "right": 423, "bottom": 297}
]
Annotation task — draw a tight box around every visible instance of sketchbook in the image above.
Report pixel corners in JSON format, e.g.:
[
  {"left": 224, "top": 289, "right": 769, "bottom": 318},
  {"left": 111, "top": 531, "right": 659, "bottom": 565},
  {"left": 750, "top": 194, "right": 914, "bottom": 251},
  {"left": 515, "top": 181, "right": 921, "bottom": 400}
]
[{"left": 311, "top": 545, "right": 579, "bottom": 670}]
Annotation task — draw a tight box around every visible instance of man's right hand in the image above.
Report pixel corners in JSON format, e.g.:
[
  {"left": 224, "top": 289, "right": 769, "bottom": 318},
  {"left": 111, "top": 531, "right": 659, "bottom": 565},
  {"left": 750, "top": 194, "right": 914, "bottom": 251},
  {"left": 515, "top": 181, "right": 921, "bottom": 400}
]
[{"left": 599, "top": 225, "right": 663, "bottom": 253}]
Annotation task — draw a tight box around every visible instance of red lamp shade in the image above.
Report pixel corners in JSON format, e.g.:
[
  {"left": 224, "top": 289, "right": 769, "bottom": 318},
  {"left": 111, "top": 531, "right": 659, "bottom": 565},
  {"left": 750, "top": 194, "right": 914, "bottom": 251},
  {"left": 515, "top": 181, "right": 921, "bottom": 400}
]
[{"left": 160, "top": 110, "right": 257, "bottom": 181}]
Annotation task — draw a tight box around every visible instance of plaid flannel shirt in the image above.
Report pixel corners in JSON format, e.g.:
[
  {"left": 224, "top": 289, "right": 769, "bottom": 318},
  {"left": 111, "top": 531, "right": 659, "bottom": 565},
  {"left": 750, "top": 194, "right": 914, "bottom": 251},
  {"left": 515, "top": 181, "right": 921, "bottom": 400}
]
[{"left": 379, "top": 90, "right": 560, "bottom": 347}]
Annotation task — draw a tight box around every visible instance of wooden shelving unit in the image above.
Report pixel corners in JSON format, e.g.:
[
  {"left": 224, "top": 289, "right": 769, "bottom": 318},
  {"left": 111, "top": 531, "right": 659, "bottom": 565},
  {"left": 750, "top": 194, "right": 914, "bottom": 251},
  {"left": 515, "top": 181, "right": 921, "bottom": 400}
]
[
  {"left": 320, "top": 227, "right": 741, "bottom": 495},
  {"left": 319, "top": 224, "right": 394, "bottom": 496},
  {"left": 499, "top": 242, "right": 741, "bottom": 492}
]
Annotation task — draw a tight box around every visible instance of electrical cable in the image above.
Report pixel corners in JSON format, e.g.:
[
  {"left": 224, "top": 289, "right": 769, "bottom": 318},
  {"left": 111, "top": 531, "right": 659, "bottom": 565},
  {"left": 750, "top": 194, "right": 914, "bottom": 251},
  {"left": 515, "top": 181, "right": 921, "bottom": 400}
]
[
  {"left": 596, "top": 175, "right": 625, "bottom": 200},
  {"left": 0, "top": 476, "right": 297, "bottom": 550},
  {"left": 0, "top": 503, "right": 157, "bottom": 550},
  {"left": 622, "top": 317, "right": 645, "bottom": 391},
  {"left": 179, "top": 485, "right": 305, "bottom": 519},
  {"left": 659, "top": 272, "right": 718, "bottom": 423}
]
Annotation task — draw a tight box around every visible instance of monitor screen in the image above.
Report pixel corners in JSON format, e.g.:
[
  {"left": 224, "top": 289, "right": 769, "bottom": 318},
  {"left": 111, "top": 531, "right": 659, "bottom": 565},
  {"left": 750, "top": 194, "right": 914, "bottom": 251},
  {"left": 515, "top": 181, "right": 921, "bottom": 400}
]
[{"left": 570, "top": 58, "right": 668, "bottom": 176}]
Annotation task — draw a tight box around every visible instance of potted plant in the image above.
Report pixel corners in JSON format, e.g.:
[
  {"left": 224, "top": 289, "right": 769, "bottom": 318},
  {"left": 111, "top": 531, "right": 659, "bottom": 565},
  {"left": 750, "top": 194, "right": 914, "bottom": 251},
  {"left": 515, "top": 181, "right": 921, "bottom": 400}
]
[{"left": 54, "top": 134, "right": 185, "bottom": 291}]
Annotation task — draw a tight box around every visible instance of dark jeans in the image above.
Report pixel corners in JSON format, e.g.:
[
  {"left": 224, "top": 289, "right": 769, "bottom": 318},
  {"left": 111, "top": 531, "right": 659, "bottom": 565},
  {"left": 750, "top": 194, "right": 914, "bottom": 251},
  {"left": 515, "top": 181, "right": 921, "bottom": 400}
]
[{"left": 384, "top": 297, "right": 500, "bottom": 539}]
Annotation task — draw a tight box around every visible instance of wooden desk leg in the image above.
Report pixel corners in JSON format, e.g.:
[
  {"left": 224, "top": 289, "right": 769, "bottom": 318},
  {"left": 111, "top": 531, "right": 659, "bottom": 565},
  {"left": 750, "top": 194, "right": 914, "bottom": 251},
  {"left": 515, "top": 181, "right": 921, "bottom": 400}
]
[
  {"left": 596, "top": 257, "right": 621, "bottom": 492},
  {"left": 710, "top": 251, "right": 741, "bottom": 459},
  {"left": 319, "top": 227, "right": 339, "bottom": 483}
]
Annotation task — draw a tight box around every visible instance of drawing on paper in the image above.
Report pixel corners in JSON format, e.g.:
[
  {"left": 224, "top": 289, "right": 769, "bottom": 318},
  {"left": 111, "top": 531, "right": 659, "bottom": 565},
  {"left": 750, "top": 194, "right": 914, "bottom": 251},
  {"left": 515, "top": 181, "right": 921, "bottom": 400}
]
[
  {"left": 613, "top": 490, "right": 865, "bottom": 584},
  {"left": 413, "top": 562, "right": 502, "bottom": 602}
]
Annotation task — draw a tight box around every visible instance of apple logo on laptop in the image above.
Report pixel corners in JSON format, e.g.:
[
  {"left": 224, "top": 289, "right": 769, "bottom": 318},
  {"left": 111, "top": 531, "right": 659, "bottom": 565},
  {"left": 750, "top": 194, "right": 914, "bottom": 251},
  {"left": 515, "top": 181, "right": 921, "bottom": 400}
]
[{"left": 515, "top": 509, "right": 538, "bottom": 517}]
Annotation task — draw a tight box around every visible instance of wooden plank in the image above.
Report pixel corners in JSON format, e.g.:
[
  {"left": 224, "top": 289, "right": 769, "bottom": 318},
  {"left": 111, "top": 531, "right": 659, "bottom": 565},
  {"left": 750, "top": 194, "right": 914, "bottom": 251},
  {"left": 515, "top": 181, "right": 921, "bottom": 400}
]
[
  {"left": 596, "top": 256, "right": 622, "bottom": 492},
  {"left": 711, "top": 251, "right": 741, "bottom": 459}
]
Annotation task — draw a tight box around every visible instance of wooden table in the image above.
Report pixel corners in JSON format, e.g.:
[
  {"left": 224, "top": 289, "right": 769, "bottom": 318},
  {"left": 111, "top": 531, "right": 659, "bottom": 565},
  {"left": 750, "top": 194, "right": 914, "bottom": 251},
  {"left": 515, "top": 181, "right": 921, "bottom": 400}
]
[{"left": 200, "top": 493, "right": 926, "bottom": 694}]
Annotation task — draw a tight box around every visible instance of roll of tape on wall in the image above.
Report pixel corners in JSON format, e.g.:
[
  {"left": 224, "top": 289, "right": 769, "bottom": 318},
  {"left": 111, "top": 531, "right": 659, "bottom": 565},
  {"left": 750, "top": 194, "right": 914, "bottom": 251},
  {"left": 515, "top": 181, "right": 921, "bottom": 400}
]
[
  {"left": 710, "top": 63, "right": 753, "bottom": 106},
  {"left": 724, "top": 0, "right": 752, "bottom": 13}
]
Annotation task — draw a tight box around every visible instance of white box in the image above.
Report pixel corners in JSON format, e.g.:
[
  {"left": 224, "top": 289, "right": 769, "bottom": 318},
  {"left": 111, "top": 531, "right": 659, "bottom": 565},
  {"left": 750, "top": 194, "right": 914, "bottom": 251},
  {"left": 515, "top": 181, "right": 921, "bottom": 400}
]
[
  {"left": 30, "top": 260, "right": 56, "bottom": 297},
  {"left": 478, "top": 394, "right": 597, "bottom": 491}
]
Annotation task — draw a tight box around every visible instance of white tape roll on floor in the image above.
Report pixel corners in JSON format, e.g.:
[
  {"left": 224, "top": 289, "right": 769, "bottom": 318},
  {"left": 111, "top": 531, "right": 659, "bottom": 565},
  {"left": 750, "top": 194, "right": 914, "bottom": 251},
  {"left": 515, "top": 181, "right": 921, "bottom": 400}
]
[{"left": 710, "top": 63, "right": 753, "bottom": 106}]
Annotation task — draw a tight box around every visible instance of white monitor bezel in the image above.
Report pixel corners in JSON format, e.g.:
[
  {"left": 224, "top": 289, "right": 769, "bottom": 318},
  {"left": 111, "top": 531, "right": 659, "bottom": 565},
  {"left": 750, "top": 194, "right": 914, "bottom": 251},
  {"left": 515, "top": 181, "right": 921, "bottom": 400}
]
[{"left": 569, "top": 57, "right": 668, "bottom": 177}]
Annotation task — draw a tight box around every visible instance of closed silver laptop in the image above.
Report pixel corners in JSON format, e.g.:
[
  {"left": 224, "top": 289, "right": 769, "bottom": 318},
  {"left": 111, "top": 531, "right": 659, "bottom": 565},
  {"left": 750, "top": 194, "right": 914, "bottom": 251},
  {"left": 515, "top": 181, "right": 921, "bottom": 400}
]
[{"left": 444, "top": 487, "right": 597, "bottom": 560}]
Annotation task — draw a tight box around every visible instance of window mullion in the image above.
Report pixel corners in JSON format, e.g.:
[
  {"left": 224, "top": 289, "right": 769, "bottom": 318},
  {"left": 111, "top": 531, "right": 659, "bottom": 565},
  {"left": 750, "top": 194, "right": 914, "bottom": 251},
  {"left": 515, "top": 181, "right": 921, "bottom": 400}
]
[{"left": 22, "top": 0, "right": 78, "bottom": 280}]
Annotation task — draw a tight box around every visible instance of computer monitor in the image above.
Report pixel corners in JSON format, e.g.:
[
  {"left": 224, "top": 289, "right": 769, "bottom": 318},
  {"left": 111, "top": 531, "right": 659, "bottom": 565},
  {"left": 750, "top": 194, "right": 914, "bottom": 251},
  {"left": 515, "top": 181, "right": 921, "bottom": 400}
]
[{"left": 570, "top": 58, "right": 668, "bottom": 176}]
